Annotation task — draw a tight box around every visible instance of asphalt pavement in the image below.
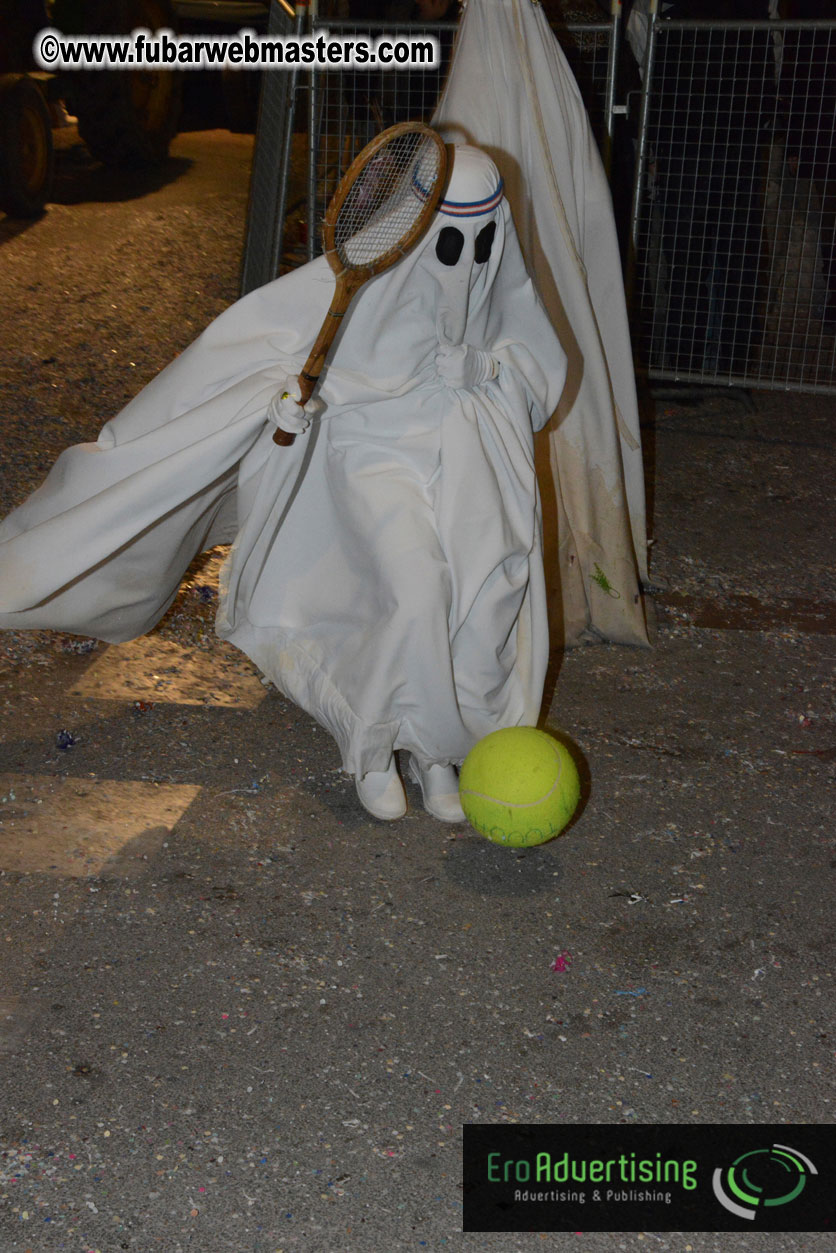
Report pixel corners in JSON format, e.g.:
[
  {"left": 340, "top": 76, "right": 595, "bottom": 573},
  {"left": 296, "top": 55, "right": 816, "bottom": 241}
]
[{"left": 0, "top": 126, "right": 834, "bottom": 1253}]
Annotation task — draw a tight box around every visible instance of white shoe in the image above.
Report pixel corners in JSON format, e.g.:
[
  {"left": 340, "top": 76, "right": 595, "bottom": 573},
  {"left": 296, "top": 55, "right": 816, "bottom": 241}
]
[
  {"left": 356, "top": 759, "right": 407, "bottom": 821},
  {"left": 408, "top": 758, "right": 466, "bottom": 823}
]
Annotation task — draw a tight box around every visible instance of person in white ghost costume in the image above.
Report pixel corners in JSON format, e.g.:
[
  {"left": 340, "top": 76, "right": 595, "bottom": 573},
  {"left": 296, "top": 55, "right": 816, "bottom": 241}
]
[{"left": 0, "top": 146, "right": 567, "bottom": 821}]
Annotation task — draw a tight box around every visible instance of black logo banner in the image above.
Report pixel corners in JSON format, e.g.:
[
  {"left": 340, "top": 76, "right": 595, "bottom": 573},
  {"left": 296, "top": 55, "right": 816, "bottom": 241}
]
[{"left": 463, "top": 1124, "right": 836, "bottom": 1232}]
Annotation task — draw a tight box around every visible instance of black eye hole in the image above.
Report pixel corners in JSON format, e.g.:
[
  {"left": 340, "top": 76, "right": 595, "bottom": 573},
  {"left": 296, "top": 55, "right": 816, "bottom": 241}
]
[
  {"left": 475, "top": 221, "right": 496, "bottom": 264},
  {"left": 436, "top": 226, "right": 464, "bottom": 267}
]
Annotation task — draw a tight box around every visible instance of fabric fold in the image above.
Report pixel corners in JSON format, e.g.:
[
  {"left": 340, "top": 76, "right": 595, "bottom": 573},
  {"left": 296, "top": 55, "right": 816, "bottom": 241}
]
[{"left": 433, "top": 0, "right": 651, "bottom": 646}]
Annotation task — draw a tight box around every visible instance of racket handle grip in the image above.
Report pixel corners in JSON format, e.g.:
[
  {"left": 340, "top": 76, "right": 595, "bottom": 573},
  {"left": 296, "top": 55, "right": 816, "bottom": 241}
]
[{"left": 271, "top": 371, "right": 318, "bottom": 447}]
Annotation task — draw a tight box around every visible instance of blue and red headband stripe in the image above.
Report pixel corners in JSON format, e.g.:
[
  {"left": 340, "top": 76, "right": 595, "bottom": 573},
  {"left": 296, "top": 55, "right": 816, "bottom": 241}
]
[
  {"left": 412, "top": 169, "right": 504, "bottom": 217},
  {"left": 438, "top": 178, "right": 505, "bottom": 217}
]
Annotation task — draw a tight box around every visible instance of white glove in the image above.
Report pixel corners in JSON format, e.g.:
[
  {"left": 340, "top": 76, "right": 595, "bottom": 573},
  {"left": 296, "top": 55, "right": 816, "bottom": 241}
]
[
  {"left": 435, "top": 341, "right": 498, "bottom": 390},
  {"left": 266, "top": 378, "right": 319, "bottom": 436}
]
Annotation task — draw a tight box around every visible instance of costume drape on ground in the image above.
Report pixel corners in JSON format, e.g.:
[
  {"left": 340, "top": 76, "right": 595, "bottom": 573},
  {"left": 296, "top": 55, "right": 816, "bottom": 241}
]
[
  {"left": 0, "top": 147, "right": 567, "bottom": 777},
  {"left": 433, "top": 0, "right": 651, "bottom": 646}
]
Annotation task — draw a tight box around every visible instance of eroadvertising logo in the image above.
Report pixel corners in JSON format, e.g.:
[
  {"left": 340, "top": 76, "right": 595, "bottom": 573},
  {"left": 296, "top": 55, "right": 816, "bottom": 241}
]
[
  {"left": 462, "top": 1124, "right": 836, "bottom": 1233},
  {"left": 712, "top": 1142, "right": 817, "bottom": 1220}
]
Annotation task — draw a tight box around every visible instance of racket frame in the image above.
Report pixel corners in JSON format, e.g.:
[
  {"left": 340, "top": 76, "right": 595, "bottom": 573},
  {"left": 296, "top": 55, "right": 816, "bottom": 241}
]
[{"left": 273, "top": 121, "right": 448, "bottom": 446}]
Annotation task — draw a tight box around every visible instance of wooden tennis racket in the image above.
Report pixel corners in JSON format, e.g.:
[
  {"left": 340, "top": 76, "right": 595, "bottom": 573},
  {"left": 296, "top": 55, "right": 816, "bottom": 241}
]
[{"left": 273, "top": 121, "right": 448, "bottom": 446}]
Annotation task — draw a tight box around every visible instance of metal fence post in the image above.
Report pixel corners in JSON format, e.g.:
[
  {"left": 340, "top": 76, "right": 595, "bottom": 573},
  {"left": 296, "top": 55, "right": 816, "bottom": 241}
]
[
  {"left": 240, "top": 1, "right": 305, "bottom": 295},
  {"left": 601, "top": 0, "right": 622, "bottom": 178},
  {"left": 306, "top": 1, "right": 319, "bottom": 262},
  {"left": 625, "top": 0, "right": 658, "bottom": 317}
]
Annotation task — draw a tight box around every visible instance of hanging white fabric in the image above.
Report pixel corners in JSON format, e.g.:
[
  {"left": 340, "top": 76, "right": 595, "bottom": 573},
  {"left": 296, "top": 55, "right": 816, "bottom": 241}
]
[{"left": 433, "top": 0, "right": 651, "bottom": 646}]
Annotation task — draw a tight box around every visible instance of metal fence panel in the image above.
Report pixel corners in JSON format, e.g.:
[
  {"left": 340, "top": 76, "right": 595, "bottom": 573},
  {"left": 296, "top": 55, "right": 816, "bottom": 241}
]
[
  {"left": 631, "top": 18, "right": 836, "bottom": 394},
  {"left": 293, "top": 16, "right": 618, "bottom": 268},
  {"left": 244, "top": 13, "right": 618, "bottom": 281}
]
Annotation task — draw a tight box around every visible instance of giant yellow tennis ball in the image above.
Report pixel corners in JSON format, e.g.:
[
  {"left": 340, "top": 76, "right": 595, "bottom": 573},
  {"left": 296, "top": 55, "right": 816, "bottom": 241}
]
[{"left": 459, "top": 727, "right": 581, "bottom": 847}]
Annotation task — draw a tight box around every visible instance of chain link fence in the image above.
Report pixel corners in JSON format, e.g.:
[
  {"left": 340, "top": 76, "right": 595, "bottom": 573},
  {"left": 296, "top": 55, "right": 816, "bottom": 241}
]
[{"left": 630, "top": 17, "right": 836, "bottom": 394}]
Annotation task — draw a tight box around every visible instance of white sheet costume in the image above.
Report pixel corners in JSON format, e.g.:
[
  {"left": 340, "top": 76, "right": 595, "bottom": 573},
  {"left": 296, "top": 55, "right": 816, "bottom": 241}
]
[{"left": 0, "top": 147, "right": 567, "bottom": 795}]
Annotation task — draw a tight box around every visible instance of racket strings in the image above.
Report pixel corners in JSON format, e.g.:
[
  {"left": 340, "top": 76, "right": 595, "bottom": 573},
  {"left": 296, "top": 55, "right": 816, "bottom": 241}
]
[{"left": 334, "top": 132, "right": 444, "bottom": 269}]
